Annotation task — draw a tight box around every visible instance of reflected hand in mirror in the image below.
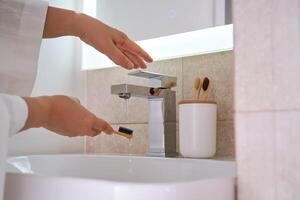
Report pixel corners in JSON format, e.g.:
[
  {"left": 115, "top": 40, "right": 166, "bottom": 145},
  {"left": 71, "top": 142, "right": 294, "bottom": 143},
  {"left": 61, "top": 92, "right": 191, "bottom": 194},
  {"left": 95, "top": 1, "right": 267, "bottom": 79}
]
[
  {"left": 22, "top": 96, "right": 114, "bottom": 137},
  {"left": 43, "top": 6, "right": 153, "bottom": 69}
]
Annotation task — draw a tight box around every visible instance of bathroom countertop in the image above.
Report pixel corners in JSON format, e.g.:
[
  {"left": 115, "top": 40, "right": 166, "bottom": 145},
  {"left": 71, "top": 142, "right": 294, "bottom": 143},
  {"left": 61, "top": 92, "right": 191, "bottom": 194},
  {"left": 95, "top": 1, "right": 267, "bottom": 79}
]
[
  {"left": 85, "top": 153, "right": 236, "bottom": 161},
  {"left": 212, "top": 156, "right": 235, "bottom": 161}
]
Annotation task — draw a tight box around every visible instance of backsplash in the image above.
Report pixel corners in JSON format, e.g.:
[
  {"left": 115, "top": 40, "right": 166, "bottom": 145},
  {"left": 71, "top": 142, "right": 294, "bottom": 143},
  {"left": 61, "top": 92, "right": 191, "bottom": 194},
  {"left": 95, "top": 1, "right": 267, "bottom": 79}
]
[{"left": 86, "top": 51, "right": 234, "bottom": 158}]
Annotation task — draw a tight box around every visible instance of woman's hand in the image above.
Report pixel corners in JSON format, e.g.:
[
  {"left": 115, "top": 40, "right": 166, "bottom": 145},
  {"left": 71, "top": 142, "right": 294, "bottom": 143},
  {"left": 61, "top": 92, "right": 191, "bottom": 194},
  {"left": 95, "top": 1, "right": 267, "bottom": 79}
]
[
  {"left": 22, "top": 95, "right": 113, "bottom": 137},
  {"left": 75, "top": 13, "right": 153, "bottom": 69},
  {"left": 43, "top": 7, "right": 153, "bottom": 69}
]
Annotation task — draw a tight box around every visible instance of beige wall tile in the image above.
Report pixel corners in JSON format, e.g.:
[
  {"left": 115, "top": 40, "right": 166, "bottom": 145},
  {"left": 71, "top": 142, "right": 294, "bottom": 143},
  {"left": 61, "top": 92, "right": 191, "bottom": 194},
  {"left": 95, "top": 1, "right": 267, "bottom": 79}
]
[
  {"left": 87, "top": 52, "right": 234, "bottom": 158},
  {"left": 275, "top": 111, "right": 300, "bottom": 200},
  {"left": 86, "top": 124, "right": 148, "bottom": 155},
  {"left": 233, "top": 0, "right": 300, "bottom": 199},
  {"left": 234, "top": 111, "right": 300, "bottom": 200},
  {"left": 272, "top": 0, "right": 300, "bottom": 110},
  {"left": 87, "top": 58, "right": 182, "bottom": 124},
  {"left": 87, "top": 67, "right": 138, "bottom": 124},
  {"left": 235, "top": 112, "right": 276, "bottom": 200},
  {"left": 234, "top": 0, "right": 300, "bottom": 199},
  {"left": 233, "top": 1, "right": 274, "bottom": 112},
  {"left": 234, "top": 0, "right": 300, "bottom": 112},
  {"left": 216, "top": 120, "right": 235, "bottom": 157},
  {"left": 182, "top": 51, "right": 234, "bottom": 121}
]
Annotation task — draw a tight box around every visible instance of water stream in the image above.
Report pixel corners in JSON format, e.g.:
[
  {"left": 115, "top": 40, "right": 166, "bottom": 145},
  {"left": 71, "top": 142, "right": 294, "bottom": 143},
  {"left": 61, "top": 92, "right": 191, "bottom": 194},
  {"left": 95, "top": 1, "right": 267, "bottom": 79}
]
[{"left": 123, "top": 99, "right": 133, "bottom": 148}]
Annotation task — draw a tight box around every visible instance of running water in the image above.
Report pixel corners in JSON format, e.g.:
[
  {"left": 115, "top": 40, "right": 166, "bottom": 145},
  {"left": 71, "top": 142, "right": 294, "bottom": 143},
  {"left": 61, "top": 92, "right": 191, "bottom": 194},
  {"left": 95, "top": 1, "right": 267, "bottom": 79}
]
[
  {"left": 124, "top": 99, "right": 129, "bottom": 122},
  {"left": 124, "top": 99, "right": 133, "bottom": 148}
]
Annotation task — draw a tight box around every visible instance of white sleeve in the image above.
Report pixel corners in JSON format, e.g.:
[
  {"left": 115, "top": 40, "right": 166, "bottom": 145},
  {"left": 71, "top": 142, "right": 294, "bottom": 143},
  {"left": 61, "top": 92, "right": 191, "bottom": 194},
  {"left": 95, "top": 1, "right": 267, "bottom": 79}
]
[
  {"left": 0, "top": 94, "right": 28, "bottom": 137},
  {"left": 0, "top": 98, "right": 9, "bottom": 200},
  {"left": 0, "top": 96, "right": 27, "bottom": 200},
  {"left": 0, "top": 0, "right": 49, "bottom": 96},
  {"left": 0, "top": 95, "right": 26, "bottom": 200}
]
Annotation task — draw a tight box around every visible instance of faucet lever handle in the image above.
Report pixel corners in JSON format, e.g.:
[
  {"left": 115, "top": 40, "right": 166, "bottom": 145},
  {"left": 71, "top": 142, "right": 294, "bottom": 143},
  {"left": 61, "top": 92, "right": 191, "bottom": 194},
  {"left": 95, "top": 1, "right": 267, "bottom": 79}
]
[{"left": 128, "top": 70, "right": 177, "bottom": 86}]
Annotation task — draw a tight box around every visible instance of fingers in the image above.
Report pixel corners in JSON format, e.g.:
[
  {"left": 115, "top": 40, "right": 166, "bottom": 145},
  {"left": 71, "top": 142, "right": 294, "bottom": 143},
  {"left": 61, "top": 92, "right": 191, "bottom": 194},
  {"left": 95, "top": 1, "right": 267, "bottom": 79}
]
[
  {"left": 94, "top": 39, "right": 134, "bottom": 69},
  {"left": 89, "top": 32, "right": 151, "bottom": 69},
  {"left": 106, "top": 41, "right": 148, "bottom": 70},
  {"left": 89, "top": 128, "right": 102, "bottom": 137},
  {"left": 69, "top": 96, "right": 80, "bottom": 104},
  {"left": 109, "top": 44, "right": 135, "bottom": 69},
  {"left": 78, "top": 17, "right": 152, "bottom": 69},
  {"left": 92, "top": 116, "right": 114, "bottom": 136},
  {"left": 116, "top": 37, "right": 153, "bottom": 63},
  {"left": 123, "top": 51, "right": 147, "bottom": 69},
  {"left": 103, "top": 123, "right": 114, "bottom": 135}
]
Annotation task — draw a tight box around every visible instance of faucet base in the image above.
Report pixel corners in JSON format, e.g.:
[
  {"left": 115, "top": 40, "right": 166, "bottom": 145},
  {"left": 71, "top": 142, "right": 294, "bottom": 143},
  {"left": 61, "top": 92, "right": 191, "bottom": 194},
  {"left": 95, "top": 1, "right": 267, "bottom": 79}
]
[
  {"left": 146, "top": 152, "right": 178, "bottom": 158},
  {"left": 146, "top": 152, "right": 165, "bottom": 157}
]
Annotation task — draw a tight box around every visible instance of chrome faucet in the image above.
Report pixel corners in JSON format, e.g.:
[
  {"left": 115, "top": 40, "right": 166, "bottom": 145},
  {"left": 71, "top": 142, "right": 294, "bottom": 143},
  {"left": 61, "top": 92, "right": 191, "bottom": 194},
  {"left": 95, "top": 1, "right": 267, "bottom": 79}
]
[{"left": 111, "top": 70, "right": 177, "bottom": 157}]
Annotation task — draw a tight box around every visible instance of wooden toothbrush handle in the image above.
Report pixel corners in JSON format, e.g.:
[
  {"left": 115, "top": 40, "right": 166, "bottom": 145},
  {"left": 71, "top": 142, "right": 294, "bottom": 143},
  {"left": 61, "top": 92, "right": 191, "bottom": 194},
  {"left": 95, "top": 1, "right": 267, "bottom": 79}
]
[
  {"left": 113, "top": 130, "right": 132, "bottom": 139},
  {"left": 154, "top": 81, "right": 176, "bottom": 96},
  {"left": 196, "top": 81, "right": 202, "bottom": 100},
  {"left": 202, "top": 86, "right": 211, "bottom": 101}
]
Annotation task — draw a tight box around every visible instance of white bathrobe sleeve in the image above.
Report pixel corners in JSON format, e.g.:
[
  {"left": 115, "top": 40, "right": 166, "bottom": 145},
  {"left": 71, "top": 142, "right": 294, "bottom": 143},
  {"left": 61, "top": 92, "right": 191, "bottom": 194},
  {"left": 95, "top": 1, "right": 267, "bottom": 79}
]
[
  {"left": 0, "top": 94, "right": 28, "bottom": 136},
  {"left": 0, "top": 1, "right": 48, "bottom": 199},
  {"left": 0, "top": 94, "right": 28, "bottom": 200},
  {"left": 0, "top": 100, "right": 10, "bottom": 200},
  {"left": 0, "top": 0, "right": 49, "bottom": 96}
]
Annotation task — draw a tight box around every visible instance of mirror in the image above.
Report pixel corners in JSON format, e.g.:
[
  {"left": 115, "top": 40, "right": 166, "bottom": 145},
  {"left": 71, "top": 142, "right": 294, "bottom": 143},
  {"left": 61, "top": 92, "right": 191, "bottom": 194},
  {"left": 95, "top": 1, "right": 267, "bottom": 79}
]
[{"left": 81, "top": 0, "right": 233, "bottom": 70}]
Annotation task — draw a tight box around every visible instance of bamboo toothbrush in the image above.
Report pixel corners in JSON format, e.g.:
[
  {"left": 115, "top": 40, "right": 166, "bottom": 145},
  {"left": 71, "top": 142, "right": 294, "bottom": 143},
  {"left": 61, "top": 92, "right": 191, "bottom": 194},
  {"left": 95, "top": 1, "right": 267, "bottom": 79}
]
[
  {"left": 194, "top": 77, "right": 201, "bottom": 100},
  {"left": 200, "top": 77, "right": 210, "bottom": 101},
  {"left": 151, "top": 81, "right": 176, "bottom": 96},
  {"left": 113, "top": 126, "right": 133, "bottom": 139},
  {"left": 196, "top": 78, "right": 203, "bottom": 100},
  {"left": 166, "top": 81, "right": 177, "bottom": 88}
]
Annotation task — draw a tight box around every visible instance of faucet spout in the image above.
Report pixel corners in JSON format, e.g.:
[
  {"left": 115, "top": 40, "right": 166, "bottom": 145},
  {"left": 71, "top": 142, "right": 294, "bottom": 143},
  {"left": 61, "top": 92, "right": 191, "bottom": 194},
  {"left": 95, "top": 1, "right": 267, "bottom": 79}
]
[{"left": 111, "top": 84, "right": 161, "bottom": 99}]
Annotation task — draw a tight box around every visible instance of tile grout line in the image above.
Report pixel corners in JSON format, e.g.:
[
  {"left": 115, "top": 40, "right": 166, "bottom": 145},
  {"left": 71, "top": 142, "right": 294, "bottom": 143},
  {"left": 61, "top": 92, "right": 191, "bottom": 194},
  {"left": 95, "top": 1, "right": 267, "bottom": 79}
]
[
  {"left": 235, "top": 109, "right": 300, "bottom": 114},
  {"left": 181, "top": 57, "right": 185, "bottom": 100},
  {"left": 111, "top": 122, "right": 148, "bottom": 125},
  {"left": 111, "top": 119, "right": 234, "bottom": 125}
]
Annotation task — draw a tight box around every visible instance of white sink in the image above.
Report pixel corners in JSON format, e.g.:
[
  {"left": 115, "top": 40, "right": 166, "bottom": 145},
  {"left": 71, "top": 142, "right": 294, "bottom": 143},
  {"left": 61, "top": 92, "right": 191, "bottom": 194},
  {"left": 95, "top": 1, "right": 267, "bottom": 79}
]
[{"left": 5, "top": 154, "right": 236, "bottom": 200}]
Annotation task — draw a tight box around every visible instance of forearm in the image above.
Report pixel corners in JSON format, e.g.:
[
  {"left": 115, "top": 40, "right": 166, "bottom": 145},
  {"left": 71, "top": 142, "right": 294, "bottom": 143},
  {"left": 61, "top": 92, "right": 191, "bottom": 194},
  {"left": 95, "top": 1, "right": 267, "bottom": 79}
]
[
  {"left": 21, "top": 95, "right": 114, "bottom": 137},
  {"left": 21, "top": 97, "right": 51, "bottom": 130},
  {"left": 43, "top": 6, "right": 81, "bottom": 38},
  {"left": 43, "top": 5, "right": 152, "bottom": 70}
]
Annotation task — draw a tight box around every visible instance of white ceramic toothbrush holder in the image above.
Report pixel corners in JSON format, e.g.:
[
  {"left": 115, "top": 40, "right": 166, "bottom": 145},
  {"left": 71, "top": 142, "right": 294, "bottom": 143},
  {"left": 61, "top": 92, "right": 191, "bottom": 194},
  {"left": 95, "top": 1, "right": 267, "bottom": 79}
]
[{"left": 179, "top": 100, "right": 217, "bottom": 158}]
